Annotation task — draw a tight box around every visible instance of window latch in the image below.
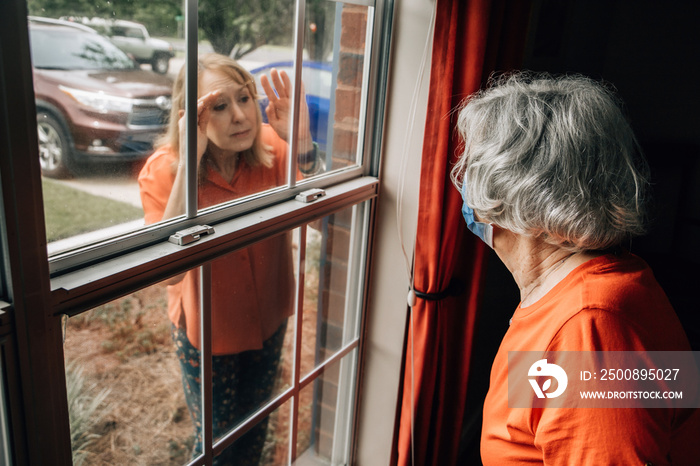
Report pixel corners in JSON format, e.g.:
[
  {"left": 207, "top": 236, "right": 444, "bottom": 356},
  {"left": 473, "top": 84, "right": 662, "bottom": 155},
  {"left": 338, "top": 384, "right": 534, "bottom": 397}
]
[
  {"left": 169, "top": 225, "right": 215, "bottom": 246},
  {"left": 295, "top": 188, "right": 326, "bottom": 203}
]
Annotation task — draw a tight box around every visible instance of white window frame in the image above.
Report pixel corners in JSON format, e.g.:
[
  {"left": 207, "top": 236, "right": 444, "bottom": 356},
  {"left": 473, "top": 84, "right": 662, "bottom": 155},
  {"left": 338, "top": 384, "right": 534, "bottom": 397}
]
[{"left": 0, "top": 0, "right": 396, "bottom": 463}]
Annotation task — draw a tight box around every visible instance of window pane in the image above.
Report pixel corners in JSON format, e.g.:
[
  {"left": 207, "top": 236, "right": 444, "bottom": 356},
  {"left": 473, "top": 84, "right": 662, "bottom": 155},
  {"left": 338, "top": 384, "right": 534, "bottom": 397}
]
[
  {"left": 215, "top": 401, "right": 290, "bottom": 465},
  {"left": 63, "top": 279, "right": 195, "bottom": 464},
  {"left": 206, "top": 231, "right": 297, "bottom": 450},
  {"left": 28, "top": 15, "right": 174, "bottom": 253},
  {"left": 315, "top": 2, "right": 370, "bottom": 173},
  {"left": 0, "top": 349, "right": 11, "bottom": 465},
  {"left": 34, "top": 2, "right": 375, "bottom": 264},
  {"left": 296, "top": 351, "right": 357, "bottom": 464},
  {"left": 302, "top": 203, "right": 365, "bottom": 378}
]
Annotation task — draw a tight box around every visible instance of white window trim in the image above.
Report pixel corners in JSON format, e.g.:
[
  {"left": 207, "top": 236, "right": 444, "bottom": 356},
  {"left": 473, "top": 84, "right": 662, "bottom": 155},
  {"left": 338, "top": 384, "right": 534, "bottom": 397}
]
[{"left": 51, "top": 176, "right": 378, "bottom": 315}]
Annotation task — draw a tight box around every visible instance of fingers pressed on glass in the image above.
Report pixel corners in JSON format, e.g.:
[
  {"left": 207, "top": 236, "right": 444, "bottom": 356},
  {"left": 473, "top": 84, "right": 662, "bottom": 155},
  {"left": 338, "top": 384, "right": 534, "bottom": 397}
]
[{"left": 271, "top": 69, "right": 288, "bottom": 97}]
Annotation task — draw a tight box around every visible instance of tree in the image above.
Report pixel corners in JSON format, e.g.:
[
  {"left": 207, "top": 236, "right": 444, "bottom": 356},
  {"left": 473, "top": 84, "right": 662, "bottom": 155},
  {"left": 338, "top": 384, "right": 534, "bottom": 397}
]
[
  {"left": 305, "top": 0, "right": 335, "bottom": 62},
  {"left": 199, "top": 0, "right": 334, "bottom": 61},
  {"left": 26, "top": 0, "right": 335, "bottom": 62},
  {"left": 199, "top": 0, "right": 295, "bottom": 58},
  {"left": 26, "top": 0, "right": 181, "bottom": 37}
]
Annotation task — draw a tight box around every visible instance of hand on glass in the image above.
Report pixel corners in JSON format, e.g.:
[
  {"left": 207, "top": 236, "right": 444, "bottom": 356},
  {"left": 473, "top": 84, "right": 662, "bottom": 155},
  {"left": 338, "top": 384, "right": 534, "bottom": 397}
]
[
  {"left": 260, "top": 69, "right": 313, "bottom": 152},
  {"left": 177, "top": 90, "right": 221, "bottom": 164}
]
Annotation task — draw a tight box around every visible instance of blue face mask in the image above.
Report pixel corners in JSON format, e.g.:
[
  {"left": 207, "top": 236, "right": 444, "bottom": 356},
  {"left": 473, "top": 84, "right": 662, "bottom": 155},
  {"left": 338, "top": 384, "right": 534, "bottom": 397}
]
[{"left": 460, "top": 180, "right": 494, "bottom": 249}]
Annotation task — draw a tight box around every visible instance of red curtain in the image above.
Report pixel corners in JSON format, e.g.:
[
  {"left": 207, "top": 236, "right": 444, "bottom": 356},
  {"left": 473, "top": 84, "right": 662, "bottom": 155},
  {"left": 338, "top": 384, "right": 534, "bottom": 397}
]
[{"left": 394, "top": 1, "right": 532, "bottom": 465}]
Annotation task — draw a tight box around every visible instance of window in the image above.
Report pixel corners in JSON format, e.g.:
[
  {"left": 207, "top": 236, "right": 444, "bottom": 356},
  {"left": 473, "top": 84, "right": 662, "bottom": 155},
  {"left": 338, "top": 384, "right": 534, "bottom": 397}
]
[
  {"left": 1, "top": 0, "right": 392, "bottom": 463},
  {"left": 61, "top": 203, "right": 369, "bottom": 463},
  {"left": 37, "top": 0, "right": 376, "bottom": 272}
]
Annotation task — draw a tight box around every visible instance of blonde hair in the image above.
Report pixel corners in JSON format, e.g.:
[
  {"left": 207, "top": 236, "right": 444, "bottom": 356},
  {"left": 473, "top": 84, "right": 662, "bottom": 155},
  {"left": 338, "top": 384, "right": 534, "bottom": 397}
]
[{"left": 159, "top": 53, "right": 273, "bottom": 175}]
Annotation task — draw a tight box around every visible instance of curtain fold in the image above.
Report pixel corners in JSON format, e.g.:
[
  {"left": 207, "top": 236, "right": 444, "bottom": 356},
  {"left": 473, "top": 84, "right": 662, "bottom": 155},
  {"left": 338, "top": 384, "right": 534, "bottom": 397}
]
[{"left": 394, "top": 1, "right": 533, "bottom": 464}]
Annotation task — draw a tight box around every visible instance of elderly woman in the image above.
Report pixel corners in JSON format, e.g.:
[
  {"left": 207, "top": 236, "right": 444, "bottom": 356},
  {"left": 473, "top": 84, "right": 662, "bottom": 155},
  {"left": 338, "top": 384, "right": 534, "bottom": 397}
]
[
  {"left": 452, "top": 73, "right": 698, "bottom": 464},
  {"left": 139, "top": 53, "right": 319, "bottom": 464}
]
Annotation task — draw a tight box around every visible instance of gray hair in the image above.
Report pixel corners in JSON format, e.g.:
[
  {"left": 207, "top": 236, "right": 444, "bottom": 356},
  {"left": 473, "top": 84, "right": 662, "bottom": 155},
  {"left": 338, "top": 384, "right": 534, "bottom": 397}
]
[{"left": 451, "top": 72, "right": 650, "bottom": 252}]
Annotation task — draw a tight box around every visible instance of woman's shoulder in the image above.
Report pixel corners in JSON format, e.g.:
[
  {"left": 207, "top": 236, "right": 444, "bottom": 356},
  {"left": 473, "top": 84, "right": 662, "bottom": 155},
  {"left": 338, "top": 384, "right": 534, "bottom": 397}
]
[
  {"left": 138, "top": 145, "right": 177, "bottom": 189},
  {"left": 543, "top": 252, "right": 688, "bottom": 351},
  {"left": 139, "top": 145, "right": 176, "bottom": 177},
  {"left": 577, "top": 252, "right": 664, "bottom": 310}
]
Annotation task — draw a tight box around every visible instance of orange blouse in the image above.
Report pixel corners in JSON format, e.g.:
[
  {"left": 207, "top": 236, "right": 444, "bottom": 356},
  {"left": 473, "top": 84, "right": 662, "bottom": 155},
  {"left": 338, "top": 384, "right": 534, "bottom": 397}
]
[
  {"left": 138, "top": 125, "right": 295, "bottom": 355},
  {"left": 481, "top": 252, "right": 699, "bottom": 465}
]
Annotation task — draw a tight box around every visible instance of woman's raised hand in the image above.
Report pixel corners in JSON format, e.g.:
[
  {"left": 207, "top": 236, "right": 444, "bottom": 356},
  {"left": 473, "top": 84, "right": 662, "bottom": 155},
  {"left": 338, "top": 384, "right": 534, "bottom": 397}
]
[
  {"left": 177, "top": 90, "right": 221, "bottom": 164},
  {"left": 260, "top": 69, "right": 313, "bottom": 151}
]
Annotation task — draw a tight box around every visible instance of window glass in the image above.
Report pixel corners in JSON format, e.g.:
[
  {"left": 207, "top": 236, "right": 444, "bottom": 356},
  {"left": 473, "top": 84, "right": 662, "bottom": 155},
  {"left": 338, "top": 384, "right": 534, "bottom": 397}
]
[
  {"left": 28, "top": 15, "right": 173, "bottom": 255},
  {"left": 63, "top": 279, "right": 194, "bottom": 464},
  {"left": 30, "top": 27, "right": 135, "bottom": 69},
  {"left": 31, "top": 1, "right": 372, "bottom": 260},
  {"left": 297, "top": 352, "right": 357, "bottom": 464},
  {"left": 206, "top": 232, "right": 297, "bottom": 448},
  {"left": 302, "top": 204, "right": 364, "bottom": 378},
  {"left": 0, "top": 351, "right": 11, "bottom": 465},
  {"left": 61, "top": 205, "right": 367, "bottom": 464},
  {"left": 303, "top": 1, "right": 369, "bottom": 173},
  {"left": 215, "top": 402, "right": 291, "bottom": 465}
]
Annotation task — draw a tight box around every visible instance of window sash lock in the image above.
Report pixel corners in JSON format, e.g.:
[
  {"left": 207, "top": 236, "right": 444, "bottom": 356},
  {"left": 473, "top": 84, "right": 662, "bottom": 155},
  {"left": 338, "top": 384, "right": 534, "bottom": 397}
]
[
  {"left": 168, "top": 225, "right": 215, "bottom": 246},
  {"left": 295, "top": 188, "right": 326, "bottom": 203}
]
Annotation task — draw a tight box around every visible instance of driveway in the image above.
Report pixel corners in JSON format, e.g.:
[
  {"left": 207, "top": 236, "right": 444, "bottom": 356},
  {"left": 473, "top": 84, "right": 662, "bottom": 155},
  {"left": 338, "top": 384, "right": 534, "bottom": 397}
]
[{"left": 57, "top": 170, "right": 143, "bottom": 208}]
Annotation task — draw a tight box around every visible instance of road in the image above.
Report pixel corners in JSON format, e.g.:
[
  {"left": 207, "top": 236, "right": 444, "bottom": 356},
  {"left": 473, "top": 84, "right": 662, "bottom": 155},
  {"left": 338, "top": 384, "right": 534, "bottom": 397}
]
[{"left": 58, "top": 168, "right": 143, "bottom": 208}]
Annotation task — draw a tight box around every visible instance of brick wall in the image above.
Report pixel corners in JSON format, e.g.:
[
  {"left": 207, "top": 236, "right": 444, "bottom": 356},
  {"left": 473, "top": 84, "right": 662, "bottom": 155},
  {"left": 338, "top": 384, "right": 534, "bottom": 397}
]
[
  {"left": 328, "top": 5, "right": 367, "bottom": 170},
  {"left": 312, "top": 3, "right": 368, "bottom": 461}
]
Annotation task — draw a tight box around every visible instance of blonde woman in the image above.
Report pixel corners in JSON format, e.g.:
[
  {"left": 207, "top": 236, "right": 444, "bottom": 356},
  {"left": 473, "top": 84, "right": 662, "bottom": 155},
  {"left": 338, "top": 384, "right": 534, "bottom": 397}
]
[{"left": 139, "top": 53, "right": 318, "bottom": 464}]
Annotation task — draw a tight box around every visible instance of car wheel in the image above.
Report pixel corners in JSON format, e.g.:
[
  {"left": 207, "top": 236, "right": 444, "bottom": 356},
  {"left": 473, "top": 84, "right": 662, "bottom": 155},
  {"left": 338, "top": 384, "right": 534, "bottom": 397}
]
[
  {"left": 152, "top": 54, "right": 170, "bottom": 74},
  {"left": 37, "top": 112, "right": 73, "bottom": 178}
]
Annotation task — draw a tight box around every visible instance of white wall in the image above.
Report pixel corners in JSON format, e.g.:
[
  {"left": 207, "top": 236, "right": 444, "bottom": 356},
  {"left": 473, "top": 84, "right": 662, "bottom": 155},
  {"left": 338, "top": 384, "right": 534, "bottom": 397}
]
[{"left": 355, "top": 0, "right": 434, "bottom": 463}]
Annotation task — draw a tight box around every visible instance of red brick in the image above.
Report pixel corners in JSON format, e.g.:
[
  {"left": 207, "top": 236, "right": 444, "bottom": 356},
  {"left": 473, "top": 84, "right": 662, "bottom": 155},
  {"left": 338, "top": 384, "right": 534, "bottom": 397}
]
[
  {"left": 326, "top": 263, "right": 348, "bottom": 296},
  {"left": 318, "top": 404, "right": 338, "bottom": 437},
  {"left": 324, "top": 289, "right": 346, "bottom": 325},
  {"left": 334, "top": 85, "right": 362, "bottom": 123},
  {"left": 337, "top": 53, "right": 364, "bottom": 88},
  {"left": 340, "top": 8, "right": 368, "bottom": 52},
  {"left": 332, "top": 208, "right": 354, "bottom": 229},
  {"left": 321, "top": 321, "right": 343, "bottom": 350},
  {"left": 323, "top": 359, "right": 341, "bottom": 382},
  {"left": 315, "top": 428, "right": 333, "bottom": 459},
  {"left": 326, "top": 224, "right": 351, "bottom": 259},
  {"left": 320, "top": 379, "right": 339, "bottom": 404},
  {"left": 331, "top": 124, "right": 359, "bottom": 161}
]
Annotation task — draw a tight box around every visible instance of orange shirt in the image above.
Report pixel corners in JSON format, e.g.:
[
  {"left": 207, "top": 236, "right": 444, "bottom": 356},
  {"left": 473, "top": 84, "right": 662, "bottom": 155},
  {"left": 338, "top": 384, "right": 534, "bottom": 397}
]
[
  {"left": 138, "top": 125, "right": 295, "bottom": 355},
  {"left": 481, "top": 252, "right": 699, "bottom": 465}
]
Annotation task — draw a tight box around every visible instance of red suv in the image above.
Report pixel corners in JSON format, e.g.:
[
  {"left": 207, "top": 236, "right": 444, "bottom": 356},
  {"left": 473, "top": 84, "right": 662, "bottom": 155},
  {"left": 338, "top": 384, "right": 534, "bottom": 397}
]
[{"left": 29, "top": 17, "right": 173, "bottom": 178}]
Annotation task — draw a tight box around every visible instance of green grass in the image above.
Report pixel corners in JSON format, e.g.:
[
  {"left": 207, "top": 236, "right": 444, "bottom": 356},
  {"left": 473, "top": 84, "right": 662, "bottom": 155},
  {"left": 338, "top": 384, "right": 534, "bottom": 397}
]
[{"left": 42, "top": 179, "right": 143, "bottom": 243}]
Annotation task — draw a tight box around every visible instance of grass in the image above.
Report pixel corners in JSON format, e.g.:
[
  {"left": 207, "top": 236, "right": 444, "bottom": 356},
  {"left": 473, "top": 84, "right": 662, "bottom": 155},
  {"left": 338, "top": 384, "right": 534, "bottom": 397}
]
[
  {"left": 65, "top": 362, "right": 112, "bottom": 466},
  {"left": 42, "top": 178, "right": 143, "bottom": 243},
  {"left": 64, "top": 284, "right": 195, "bottom": 465}
]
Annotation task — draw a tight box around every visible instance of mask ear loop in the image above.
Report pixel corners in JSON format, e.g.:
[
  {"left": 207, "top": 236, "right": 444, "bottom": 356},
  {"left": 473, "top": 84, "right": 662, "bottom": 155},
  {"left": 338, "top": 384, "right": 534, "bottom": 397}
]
[{"left": 396, "top": 1, "right": 436, "bottom": 464}]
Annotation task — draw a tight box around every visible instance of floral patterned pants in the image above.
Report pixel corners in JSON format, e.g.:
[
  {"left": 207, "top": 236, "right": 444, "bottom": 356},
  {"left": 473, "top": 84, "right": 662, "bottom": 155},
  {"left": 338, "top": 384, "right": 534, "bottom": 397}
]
[{"left": 172, "top": 322, "right": 286, "bottom": 465}]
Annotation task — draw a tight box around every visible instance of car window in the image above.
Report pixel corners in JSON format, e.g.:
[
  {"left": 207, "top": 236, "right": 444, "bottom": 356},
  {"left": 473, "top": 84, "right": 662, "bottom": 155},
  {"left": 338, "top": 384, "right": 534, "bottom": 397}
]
[
  {"left": 123, "top": 27, "right": 144, "bottom": 39},
  {"left": 30, "top": 26, "right": 135, "bottom": 70}
]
